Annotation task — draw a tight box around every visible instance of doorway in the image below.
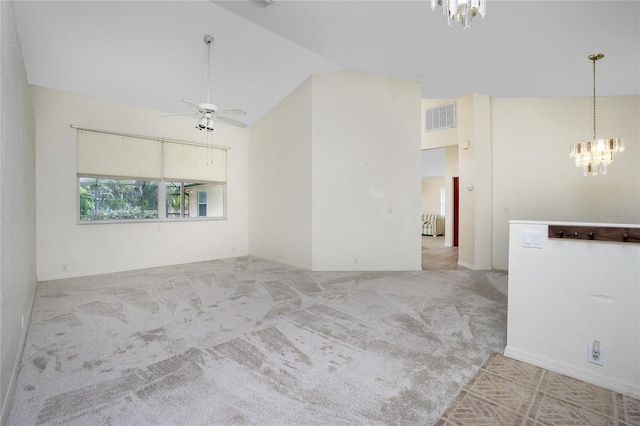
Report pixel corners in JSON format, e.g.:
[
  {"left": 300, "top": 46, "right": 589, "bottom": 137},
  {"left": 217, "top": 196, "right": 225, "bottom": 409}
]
[{"left": 420, "top": 148, "right": 460, "bottom": 269}]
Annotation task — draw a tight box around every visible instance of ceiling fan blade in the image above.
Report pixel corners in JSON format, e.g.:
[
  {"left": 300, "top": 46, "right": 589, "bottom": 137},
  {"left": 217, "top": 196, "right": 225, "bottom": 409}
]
[
  {"left": 182, "top": 100, "right": 204, "bottom": 112},
  {"left": 158, "top": 112, "right": 199, "bottom": 117},
  {"left": 213, "top": 115, "right": 247, "bottom": 128},
  {"left": 215, "top": 109, "right": 247, "bottom": 116}
]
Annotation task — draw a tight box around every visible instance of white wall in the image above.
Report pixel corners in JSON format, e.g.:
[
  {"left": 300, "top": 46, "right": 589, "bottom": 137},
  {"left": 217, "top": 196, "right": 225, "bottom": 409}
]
[
  {"left": 456, "top": 93, "right": 493, "bottom": 269},
  {"left": 492, "top": 96, "right": 640, "bottom": 270},
  {"left": 250, "top": 70, "right": 421, "bottom": 271},
  {"left": 249, "top": 79, "right": 313, "bottom": 269},
  {"left": 0, "top": 2, "right": 37, "bottom": 420},
  {"left": 423, "top": 94, "right": 639, "bottom": 269},
  {"left": 311, "top": 71, "right": 422, "bottom": 271},
  {"left": 421, "top": 148, "right": 445, "bottom": 177},
  {"left": 506, "top": 221, "right": 640, "bottom": 398},
  {"left": 421, "top": 94, "right": 493, "bottom": 268},
  {"left": 421, "top": 178, "right": 445, "bottom": 215},
  {"left": 32, "top": 86, "right": 249, "bottom": 280}
]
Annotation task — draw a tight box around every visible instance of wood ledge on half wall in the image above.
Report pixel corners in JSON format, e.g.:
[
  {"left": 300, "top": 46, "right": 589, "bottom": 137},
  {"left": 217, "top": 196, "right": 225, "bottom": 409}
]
[{"left": 548, "top": 225, "right": 640, "bottom": 244}]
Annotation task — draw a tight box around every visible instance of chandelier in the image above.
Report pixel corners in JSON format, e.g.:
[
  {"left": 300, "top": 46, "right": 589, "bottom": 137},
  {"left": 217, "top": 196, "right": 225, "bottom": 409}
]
[
  {"left": 430, "top": 0, "right": 486, "bottom": 29},
  {"left": 569, "top": 54, "right": 624, "bottom": 176}
]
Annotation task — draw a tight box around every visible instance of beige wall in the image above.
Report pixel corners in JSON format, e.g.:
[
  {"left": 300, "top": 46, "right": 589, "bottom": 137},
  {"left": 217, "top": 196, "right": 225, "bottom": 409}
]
[
  {"left": 311, "top": 71, "right": 422, "bottom": 271},
  {"left": 249, "top": 79, "right": 313, "bottom": 269},
  {"left": 455, "top": 93, "right": 492, "bottom": 269},
  {"left": 250, "top": 70, "right": 421, "bottom": 271},
  {"left": 421, "top": 177, "right": 445, "bottom": 215},
  {"left": 423, "top": 93, "right": 639, "bottom": 269},
  {"left": 32, "top": 86, "right": 250, "bottom": 280},
  {"left": 492, "top": 96, "right": 640, "bottom": 269},
  {"left": 0, "top": 2, "right": 37, "bottom": 420}
]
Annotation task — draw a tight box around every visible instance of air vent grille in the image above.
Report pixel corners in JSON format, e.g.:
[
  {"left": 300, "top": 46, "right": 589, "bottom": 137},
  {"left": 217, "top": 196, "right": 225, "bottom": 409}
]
[{"left": 425, "top": 102, "right": 455, "bottom": 132}]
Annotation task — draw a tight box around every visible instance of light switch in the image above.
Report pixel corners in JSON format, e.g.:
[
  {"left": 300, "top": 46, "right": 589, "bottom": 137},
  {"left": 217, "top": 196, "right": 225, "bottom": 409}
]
[{"left": 523, "top": 231, "right": 542, "bottom": 249}]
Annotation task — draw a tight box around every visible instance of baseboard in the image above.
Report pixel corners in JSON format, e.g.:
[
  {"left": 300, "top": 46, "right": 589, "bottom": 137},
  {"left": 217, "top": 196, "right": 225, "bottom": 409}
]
[
  {"left": 504, "top": 346, "right": 640, "bottom": 399},
  {"left": 249, "top": 254, "right": 312, "bottom": 271},
  {"left": 1, "top": 289, "right": 36, "bottom": 425},
  {"left": 37, "top": 253, "right": 249, "bottom": 281},
  {"left": 457, "top": 260, "right": 492, "bottom": 270}
]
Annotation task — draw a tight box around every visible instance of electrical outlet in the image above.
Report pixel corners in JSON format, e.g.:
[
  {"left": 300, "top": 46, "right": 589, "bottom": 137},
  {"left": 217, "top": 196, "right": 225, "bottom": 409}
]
[
  {"left": 61, "top": 264, "right": 68, "bottom": 272},
  {"left": 588, "top": 341, "right": 604, "bottom": 366},
  {"left": 354, "top": 257, "right": 359, "bottom": 265},
  {"left": 21, "top": 314, "right": 24, "bottom": 330}
]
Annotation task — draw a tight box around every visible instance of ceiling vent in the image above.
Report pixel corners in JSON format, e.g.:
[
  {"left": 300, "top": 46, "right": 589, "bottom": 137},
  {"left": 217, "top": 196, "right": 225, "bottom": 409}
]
[{"left": 425, "top": 102, "right": 456, "bottom": 132}]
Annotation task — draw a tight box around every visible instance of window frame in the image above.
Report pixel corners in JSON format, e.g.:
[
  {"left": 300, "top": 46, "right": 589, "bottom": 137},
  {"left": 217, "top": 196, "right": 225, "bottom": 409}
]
[
  {"left": 77, "top": 176, "right": 227, "bottom": 224},
  {"left": 75, "top": 127, "right": 230, "bottom": 225}
]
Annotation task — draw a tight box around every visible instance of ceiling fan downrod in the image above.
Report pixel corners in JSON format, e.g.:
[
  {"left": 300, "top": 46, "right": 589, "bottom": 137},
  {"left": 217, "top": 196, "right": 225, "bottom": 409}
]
[{"left": 204, "top": 35, "right": 213, "bottom": 105}]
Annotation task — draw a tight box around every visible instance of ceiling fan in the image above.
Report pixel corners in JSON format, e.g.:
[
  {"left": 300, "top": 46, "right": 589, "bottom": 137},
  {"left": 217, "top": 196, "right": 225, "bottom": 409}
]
[{"left": 164, "top": 35, "right": 247, "bottom": 130}]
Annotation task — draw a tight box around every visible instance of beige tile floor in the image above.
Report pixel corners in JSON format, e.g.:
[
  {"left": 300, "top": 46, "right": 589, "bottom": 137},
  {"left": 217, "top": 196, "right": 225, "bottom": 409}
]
[
  {"left": 421, "top": 235, "right": 466, "bottom": 270},
  {"left": 437, "top": 353, "right": 640, "bottom": 425},
  {"left": 423, "top": 237, "right": 640, "bottom": 425}
]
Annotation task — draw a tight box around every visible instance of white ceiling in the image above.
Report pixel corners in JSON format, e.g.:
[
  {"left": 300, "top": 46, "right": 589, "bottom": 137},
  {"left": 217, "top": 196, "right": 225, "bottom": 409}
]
[{"left": 12, "top": 1, "right": 640, "bottom": 128}]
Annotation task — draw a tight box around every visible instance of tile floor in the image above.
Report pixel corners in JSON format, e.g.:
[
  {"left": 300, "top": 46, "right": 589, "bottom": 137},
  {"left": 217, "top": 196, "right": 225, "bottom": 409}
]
[
  {"left": 436, "top": 353, "right": 640, "bottom": 425},
  {"left": 421, "top": 235, "right": 465, "bottom": 270}
]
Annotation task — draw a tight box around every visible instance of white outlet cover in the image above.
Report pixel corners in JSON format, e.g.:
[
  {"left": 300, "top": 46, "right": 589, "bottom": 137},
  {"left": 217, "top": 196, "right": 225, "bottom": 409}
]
[{"left": 588, "top": 344, "right": 604, "bottom": 366}]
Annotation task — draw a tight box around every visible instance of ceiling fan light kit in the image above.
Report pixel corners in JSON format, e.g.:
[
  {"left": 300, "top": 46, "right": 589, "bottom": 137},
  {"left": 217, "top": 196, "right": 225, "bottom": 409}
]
[{"left": 431, "top": 0, "right": 486, "bottom": 29}]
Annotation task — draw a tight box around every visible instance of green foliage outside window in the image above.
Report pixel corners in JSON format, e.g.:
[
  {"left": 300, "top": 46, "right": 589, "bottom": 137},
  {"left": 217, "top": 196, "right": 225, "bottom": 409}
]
[{"left": 79, "top": 177, "right": 158, "bottom": 221}]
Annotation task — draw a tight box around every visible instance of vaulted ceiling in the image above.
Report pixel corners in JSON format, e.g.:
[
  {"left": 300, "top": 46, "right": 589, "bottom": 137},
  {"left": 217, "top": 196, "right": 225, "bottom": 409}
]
[{"left": 13, "top": 1, "right": 640, "bottom": 127}]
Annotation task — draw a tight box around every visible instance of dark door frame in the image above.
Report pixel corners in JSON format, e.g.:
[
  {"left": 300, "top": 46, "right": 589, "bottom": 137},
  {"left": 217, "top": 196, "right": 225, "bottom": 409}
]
[{"left": 453, "top": 176, "right": 459, "bottom": 247}]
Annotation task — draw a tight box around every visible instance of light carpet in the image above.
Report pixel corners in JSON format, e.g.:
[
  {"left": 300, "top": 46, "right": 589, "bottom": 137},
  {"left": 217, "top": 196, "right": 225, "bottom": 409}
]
[{"left": 7, "top": 256, "right": 508, "bottom": 425}]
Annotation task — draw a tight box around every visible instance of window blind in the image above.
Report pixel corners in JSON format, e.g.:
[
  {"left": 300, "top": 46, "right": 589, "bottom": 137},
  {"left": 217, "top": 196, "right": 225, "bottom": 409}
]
[
  {"left": 77, "top": 130, "right": 161, "bottom": 179},
  {"left": 163, "top": 142, "right": 226, "bottom": 182},
  {"left": 76, "top": 129, "right": 227, "bottom": 183}
]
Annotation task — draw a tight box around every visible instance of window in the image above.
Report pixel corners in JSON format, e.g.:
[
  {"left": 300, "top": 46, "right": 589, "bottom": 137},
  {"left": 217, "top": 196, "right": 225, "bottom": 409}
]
[
  {"left": 198, "top": 191, "right": 207, "bottom": 217},
  {"left": 166, "top": 181, "right": 190, "bottom": 218},
  {"left": 79, "top": 178, "right": 158, "bottom": 221},
  {"left": 76, "top": 129, "right": 227, "bottom": 223}
]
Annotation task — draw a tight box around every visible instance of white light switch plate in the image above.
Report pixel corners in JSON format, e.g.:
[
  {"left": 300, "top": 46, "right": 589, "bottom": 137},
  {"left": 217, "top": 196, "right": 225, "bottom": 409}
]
[{"left": 523, "top": 231, "right": 542, "bottom": 249}]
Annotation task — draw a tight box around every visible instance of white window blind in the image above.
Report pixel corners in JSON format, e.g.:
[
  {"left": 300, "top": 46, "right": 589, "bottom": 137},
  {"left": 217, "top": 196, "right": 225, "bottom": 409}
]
[
  {"left": 76, "top": 129, "right": 227, "bottom": 183},
  {"left": 77, "top": 130, "right": 162, "bottom": 179},
  {"left": 163, "top": 142, "right": 226, "bottom": 183}
]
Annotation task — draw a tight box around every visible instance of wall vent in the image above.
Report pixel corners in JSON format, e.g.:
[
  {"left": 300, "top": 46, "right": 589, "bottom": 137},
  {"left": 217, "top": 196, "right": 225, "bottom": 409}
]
[{"left": 425, "top": 102, "right": 456, "bottom": 132}]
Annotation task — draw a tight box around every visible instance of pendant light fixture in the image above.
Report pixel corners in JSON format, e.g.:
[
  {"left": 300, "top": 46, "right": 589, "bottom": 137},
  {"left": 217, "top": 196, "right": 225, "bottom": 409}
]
[
  {"left": 431, "top": 0, "right": 486, "bottom": 29},
  {"left": 569, "top": 54, "right": 624, "bottom": 176}
]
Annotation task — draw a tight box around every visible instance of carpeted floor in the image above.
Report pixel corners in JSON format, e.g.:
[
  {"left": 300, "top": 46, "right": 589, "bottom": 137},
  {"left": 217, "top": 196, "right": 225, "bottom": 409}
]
[{"left": 7, "top": 256, "right": 508, "bottom": 425}]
